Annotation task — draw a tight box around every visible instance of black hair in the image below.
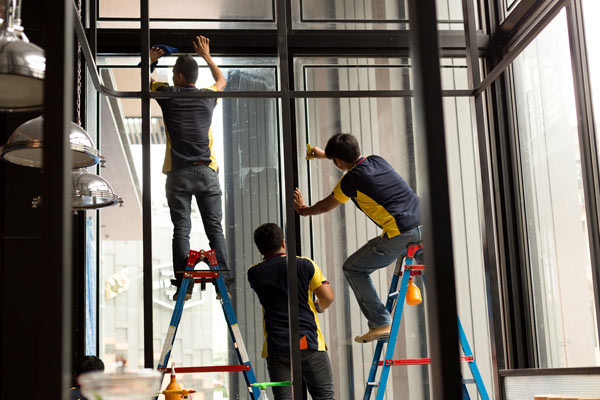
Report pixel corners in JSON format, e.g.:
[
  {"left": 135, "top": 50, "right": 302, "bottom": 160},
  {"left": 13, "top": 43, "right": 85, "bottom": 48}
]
[
  {"left": 254, "top": 223, "right": 284, "bottom": 255},
  {"left": 174, "top": 55, "right": 199, "bottom": 84},
  {"left": 75, "top": 356, "right": 105, "bottom": 376},
  {"left": 324, "top": 133, "right": 361, "bottom": 163}
]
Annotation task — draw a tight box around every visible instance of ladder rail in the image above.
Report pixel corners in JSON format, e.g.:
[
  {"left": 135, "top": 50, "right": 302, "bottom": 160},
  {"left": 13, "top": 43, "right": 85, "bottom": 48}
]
[
  {"left": 363, "top": 256, "right": 405, "bottom": 400},
  {"left": 458, "top": 317, "right": 490, "bottom": 400},
  {"left": 375, "top": 253, "right": 414, "bottom": 400}
]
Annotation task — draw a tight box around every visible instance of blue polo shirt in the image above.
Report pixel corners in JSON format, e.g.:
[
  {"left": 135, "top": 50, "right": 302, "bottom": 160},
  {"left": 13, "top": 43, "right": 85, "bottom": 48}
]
[
  {"left": 247, "top": 254, "right": 328, "bottom": 358},
  {"left": 151, "top": 81, "right": 219, "bottom": 173},
  {"left": 332, "top": 155, "right": 420, "bottom": 238}
]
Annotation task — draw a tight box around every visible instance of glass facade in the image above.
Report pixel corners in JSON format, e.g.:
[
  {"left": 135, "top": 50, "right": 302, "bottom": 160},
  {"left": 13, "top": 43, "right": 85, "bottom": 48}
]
[
  {"left": 65, "top": 0, "right": 600, "bottom": 398},
  {"left": 512, "top": 9, "right": 600, "bottom": 368}
]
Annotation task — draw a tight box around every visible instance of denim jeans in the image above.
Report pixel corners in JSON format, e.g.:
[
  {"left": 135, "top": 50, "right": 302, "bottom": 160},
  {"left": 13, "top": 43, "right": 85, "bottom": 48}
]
[
  {"left": 343, "top": 226, "right": 422, "bottom": 329},
  {"left": 266, "top": 349, "right": 335, "bottom": 400},
  {"left": 165, "top": 164, "right": 228, "bottom": 289}
]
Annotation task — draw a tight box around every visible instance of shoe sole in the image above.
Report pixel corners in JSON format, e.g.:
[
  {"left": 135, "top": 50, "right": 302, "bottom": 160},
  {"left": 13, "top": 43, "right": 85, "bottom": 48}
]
[
  {"left": 172, "top": 293, "right": 192, "bottom": 301},
  {"left": 354, "top": 334, "right": 390, "bottom": 344}
]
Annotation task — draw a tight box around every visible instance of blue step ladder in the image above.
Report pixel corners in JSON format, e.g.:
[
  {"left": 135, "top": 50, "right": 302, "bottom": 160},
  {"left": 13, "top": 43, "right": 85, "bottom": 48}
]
[
  {"left": 363, "top": 244, "right": 490, "bottom": 400},
  {"left": 157, "top": 249, "right": 261, "bottom": 399}
]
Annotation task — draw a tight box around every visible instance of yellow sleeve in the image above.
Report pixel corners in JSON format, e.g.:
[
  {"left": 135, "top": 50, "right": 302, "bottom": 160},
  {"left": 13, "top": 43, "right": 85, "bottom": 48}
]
[
  {"left": 206, "top": 85, "right": 219, "bottom": 92},
  {"left": 309, "top": 260, "right": 327, "bottom": 292},
  {"left": 151, "top": 81, "right": 169, "bottom": 92},
  {"left": 332, "top": 176, "right": 351, "bottom": 203}
]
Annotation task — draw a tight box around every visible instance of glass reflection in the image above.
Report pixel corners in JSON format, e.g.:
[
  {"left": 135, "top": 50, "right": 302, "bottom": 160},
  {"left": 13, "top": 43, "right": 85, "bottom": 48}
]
[{"left": 512, "top": 10, "right": 600, "bottom": 368}]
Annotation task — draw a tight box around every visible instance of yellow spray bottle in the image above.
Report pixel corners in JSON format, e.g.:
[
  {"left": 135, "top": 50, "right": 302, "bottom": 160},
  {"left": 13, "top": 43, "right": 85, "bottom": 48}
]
[{"left": 165, "top": 364, "right": 181, "bottom": 400}]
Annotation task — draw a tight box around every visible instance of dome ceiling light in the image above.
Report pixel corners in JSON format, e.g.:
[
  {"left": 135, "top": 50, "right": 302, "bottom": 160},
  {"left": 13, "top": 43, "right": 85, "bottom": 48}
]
[
  {"left": 0, "top": 116, "right": 105, "bottom": 168},
  {"left": 0, "top": 0, "right": 45, "bottom": 112},
  {"left": 70, "top": 169, "right": 123, "bottom": 210},
  {"left": 32, "top": 170, "right": 123, "bottom": 211}
]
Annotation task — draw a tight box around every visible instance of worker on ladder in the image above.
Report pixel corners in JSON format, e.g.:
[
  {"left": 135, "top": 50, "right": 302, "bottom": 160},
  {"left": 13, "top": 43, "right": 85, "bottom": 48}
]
[
  {"left": 149, "top": 35, "right": 230, "bottom": 302},
  {"left": 248, "top": 223, "right": 335, "bottom": 400},
  {"left": 294, "top": 133, "right": 422, "bottom": 343}
]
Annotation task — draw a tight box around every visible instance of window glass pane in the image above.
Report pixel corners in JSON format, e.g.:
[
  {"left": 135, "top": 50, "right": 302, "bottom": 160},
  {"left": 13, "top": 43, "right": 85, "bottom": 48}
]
[
  {"left": 97, "top": 0, "right": 275, "bottom": 28},
  {"left": 582, "top": 0, "right": 600, "bottom": 154},
  {"left": 295, "top": 57, "right": 493, "bottom": 398},
  {"left": 512, "top": 9, "right": 600, "bottom": 368},
  {"left": 98, "top": 57, "right": 280, "bottom": 397},
  {"left": 99, "top": 0, "right": 273, "bottom": 20},
  {"left": 295, "top": 57, "right": 469, "bottom": 91},
  {"left": 98, "top": 91, "right": 145, "bottom": 372},
  {"left": 293, "top": 0, "right": 464, "bottom": 30}
]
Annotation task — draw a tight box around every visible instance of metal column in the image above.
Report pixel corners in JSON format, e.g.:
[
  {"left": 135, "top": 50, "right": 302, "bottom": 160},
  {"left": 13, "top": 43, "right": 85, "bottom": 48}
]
[
  {"left": 407, "top": 0, "right": 461, "bottom": 397},
  {"left": 140, "top": 0, "right": 154, "bottom": 369},
  {"left": 462, "top": 0, "right": 503, "bottom": 397},
  {"left": 276, "top": 0, "right": 303, "bottom": 398},
  {"left": 41, "top": 0, "right": 74, "bottom": 397}
]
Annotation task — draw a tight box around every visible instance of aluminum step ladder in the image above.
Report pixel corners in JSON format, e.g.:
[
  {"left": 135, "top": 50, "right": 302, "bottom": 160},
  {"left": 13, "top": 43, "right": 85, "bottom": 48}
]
[
  {"left": 157, "top": 249, "right": 261, "bottom": 399},
  {"left": 363, "top": 243, "right": 490, "bottom": 400}
]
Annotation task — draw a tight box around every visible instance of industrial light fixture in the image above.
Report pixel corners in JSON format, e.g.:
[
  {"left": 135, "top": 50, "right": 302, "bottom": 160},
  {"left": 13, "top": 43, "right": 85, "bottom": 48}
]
[
  {"left": 0, "top": 115, "right": 105, "bottom": 168},
  {"left": 32, "top": 170, "right": 123, "bottom": 211},
  {"left": 0, "top": 0, "right": 45, "bottom": 111},
  {"left": 70, "top": 169, "right": 123, "bottom": 210}
]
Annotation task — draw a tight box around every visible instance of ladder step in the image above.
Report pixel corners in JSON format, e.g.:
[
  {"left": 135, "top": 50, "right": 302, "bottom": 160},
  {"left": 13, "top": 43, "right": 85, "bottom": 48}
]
[
  {"left": 462, "top": 378, "right": 475, "bottom": 384},
  {"left": 182, "top": 271, "right": 220, "bottom": 279},
  {"left": 366, "top": 382, "right": 378, "bottom": 387},
  {"left": 405, "top": 264, "right": 425, "bottom": 271},
  {"left": 378, "top": 356, "right": 473, "bottom": 366},
  {"left": 158, "top": 365, "right": 251, "bottom": 374}
]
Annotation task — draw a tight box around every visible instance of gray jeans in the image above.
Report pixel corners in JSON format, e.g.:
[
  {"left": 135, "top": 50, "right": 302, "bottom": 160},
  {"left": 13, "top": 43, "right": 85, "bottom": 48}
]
[
  {"left": 266, "top": 349, "right": 335, "bottom": 400},
  {"left": 165, "top": 164, "right": 228, "bottom": 288},
  {"left": 343, "top": 226, "right": 422, "bottom": 329}
]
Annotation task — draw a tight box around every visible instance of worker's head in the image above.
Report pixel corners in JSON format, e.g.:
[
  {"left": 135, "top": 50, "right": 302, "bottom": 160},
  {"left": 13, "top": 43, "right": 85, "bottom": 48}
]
[
  {"left": 254, "top": 223, "right": 285, "bottom": 257},
  {"left": 325, "top": 133, "right": 361, "bottom": 170},
  {"left": 76, "top": 356, "right": 105, "bottom": 377},
  {"left": 172, "top": 55, "right": 199, "bottom": 87}
]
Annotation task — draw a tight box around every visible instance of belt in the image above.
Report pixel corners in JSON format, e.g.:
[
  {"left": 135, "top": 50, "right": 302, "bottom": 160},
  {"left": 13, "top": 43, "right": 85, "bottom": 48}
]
[{"left": 193, "top": 160, "right": 209, "bottom": 166}]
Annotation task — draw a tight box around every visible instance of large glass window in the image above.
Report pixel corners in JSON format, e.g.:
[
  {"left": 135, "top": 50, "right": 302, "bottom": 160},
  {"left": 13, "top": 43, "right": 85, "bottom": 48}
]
[
  {"left": 96, "top": 56, "right": 280, "bottom": 397},
  {"left": 512, "top": 9, "right": 600, "bottom": 368},
  {"left": 294, "top": 57, "right": 493, "bottom": 399}
]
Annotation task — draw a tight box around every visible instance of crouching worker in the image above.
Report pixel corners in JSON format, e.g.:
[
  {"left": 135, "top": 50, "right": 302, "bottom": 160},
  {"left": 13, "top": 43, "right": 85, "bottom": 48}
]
[
  {"left": 294, "top": 133, "right": 422, "bottom": 343},
  {"left": 248, "top": 223, "right": 335, "bottom": 400}
]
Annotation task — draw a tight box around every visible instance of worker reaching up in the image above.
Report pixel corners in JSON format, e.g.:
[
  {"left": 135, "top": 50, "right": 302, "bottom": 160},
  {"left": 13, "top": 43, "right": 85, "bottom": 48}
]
[
  {"left": 149, "top": 36, "right": 229, "bottom": 301},
  {"left": 294, "top": 133, "right": 422, "bottom": 343}
]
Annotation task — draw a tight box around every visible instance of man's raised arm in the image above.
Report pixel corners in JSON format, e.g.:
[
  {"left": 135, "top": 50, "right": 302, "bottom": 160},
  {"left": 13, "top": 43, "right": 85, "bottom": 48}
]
[{"left": 193, "top": 35, "right": 226, "bottom": 91}]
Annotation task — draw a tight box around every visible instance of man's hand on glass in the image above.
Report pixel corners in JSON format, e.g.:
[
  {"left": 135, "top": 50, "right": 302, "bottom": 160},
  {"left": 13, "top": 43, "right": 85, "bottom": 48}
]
[
  {"left": 193, "top": 35, "right": 211, "bottom": 58},
  {"left": 150, "top": 46, "right": 164, "bottom": 64}
]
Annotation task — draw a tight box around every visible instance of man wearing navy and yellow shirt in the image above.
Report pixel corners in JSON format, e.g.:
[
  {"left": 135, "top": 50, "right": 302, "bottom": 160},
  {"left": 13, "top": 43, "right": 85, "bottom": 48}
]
[
  {"left": 248, "top": 223, "right": 335, "bottom": 400},
  {"left": 150, "top": 36, "right": 227, "bottom": 301},
  {"left": 294, "top": 133, "right": 422, "bottom": 344}
]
